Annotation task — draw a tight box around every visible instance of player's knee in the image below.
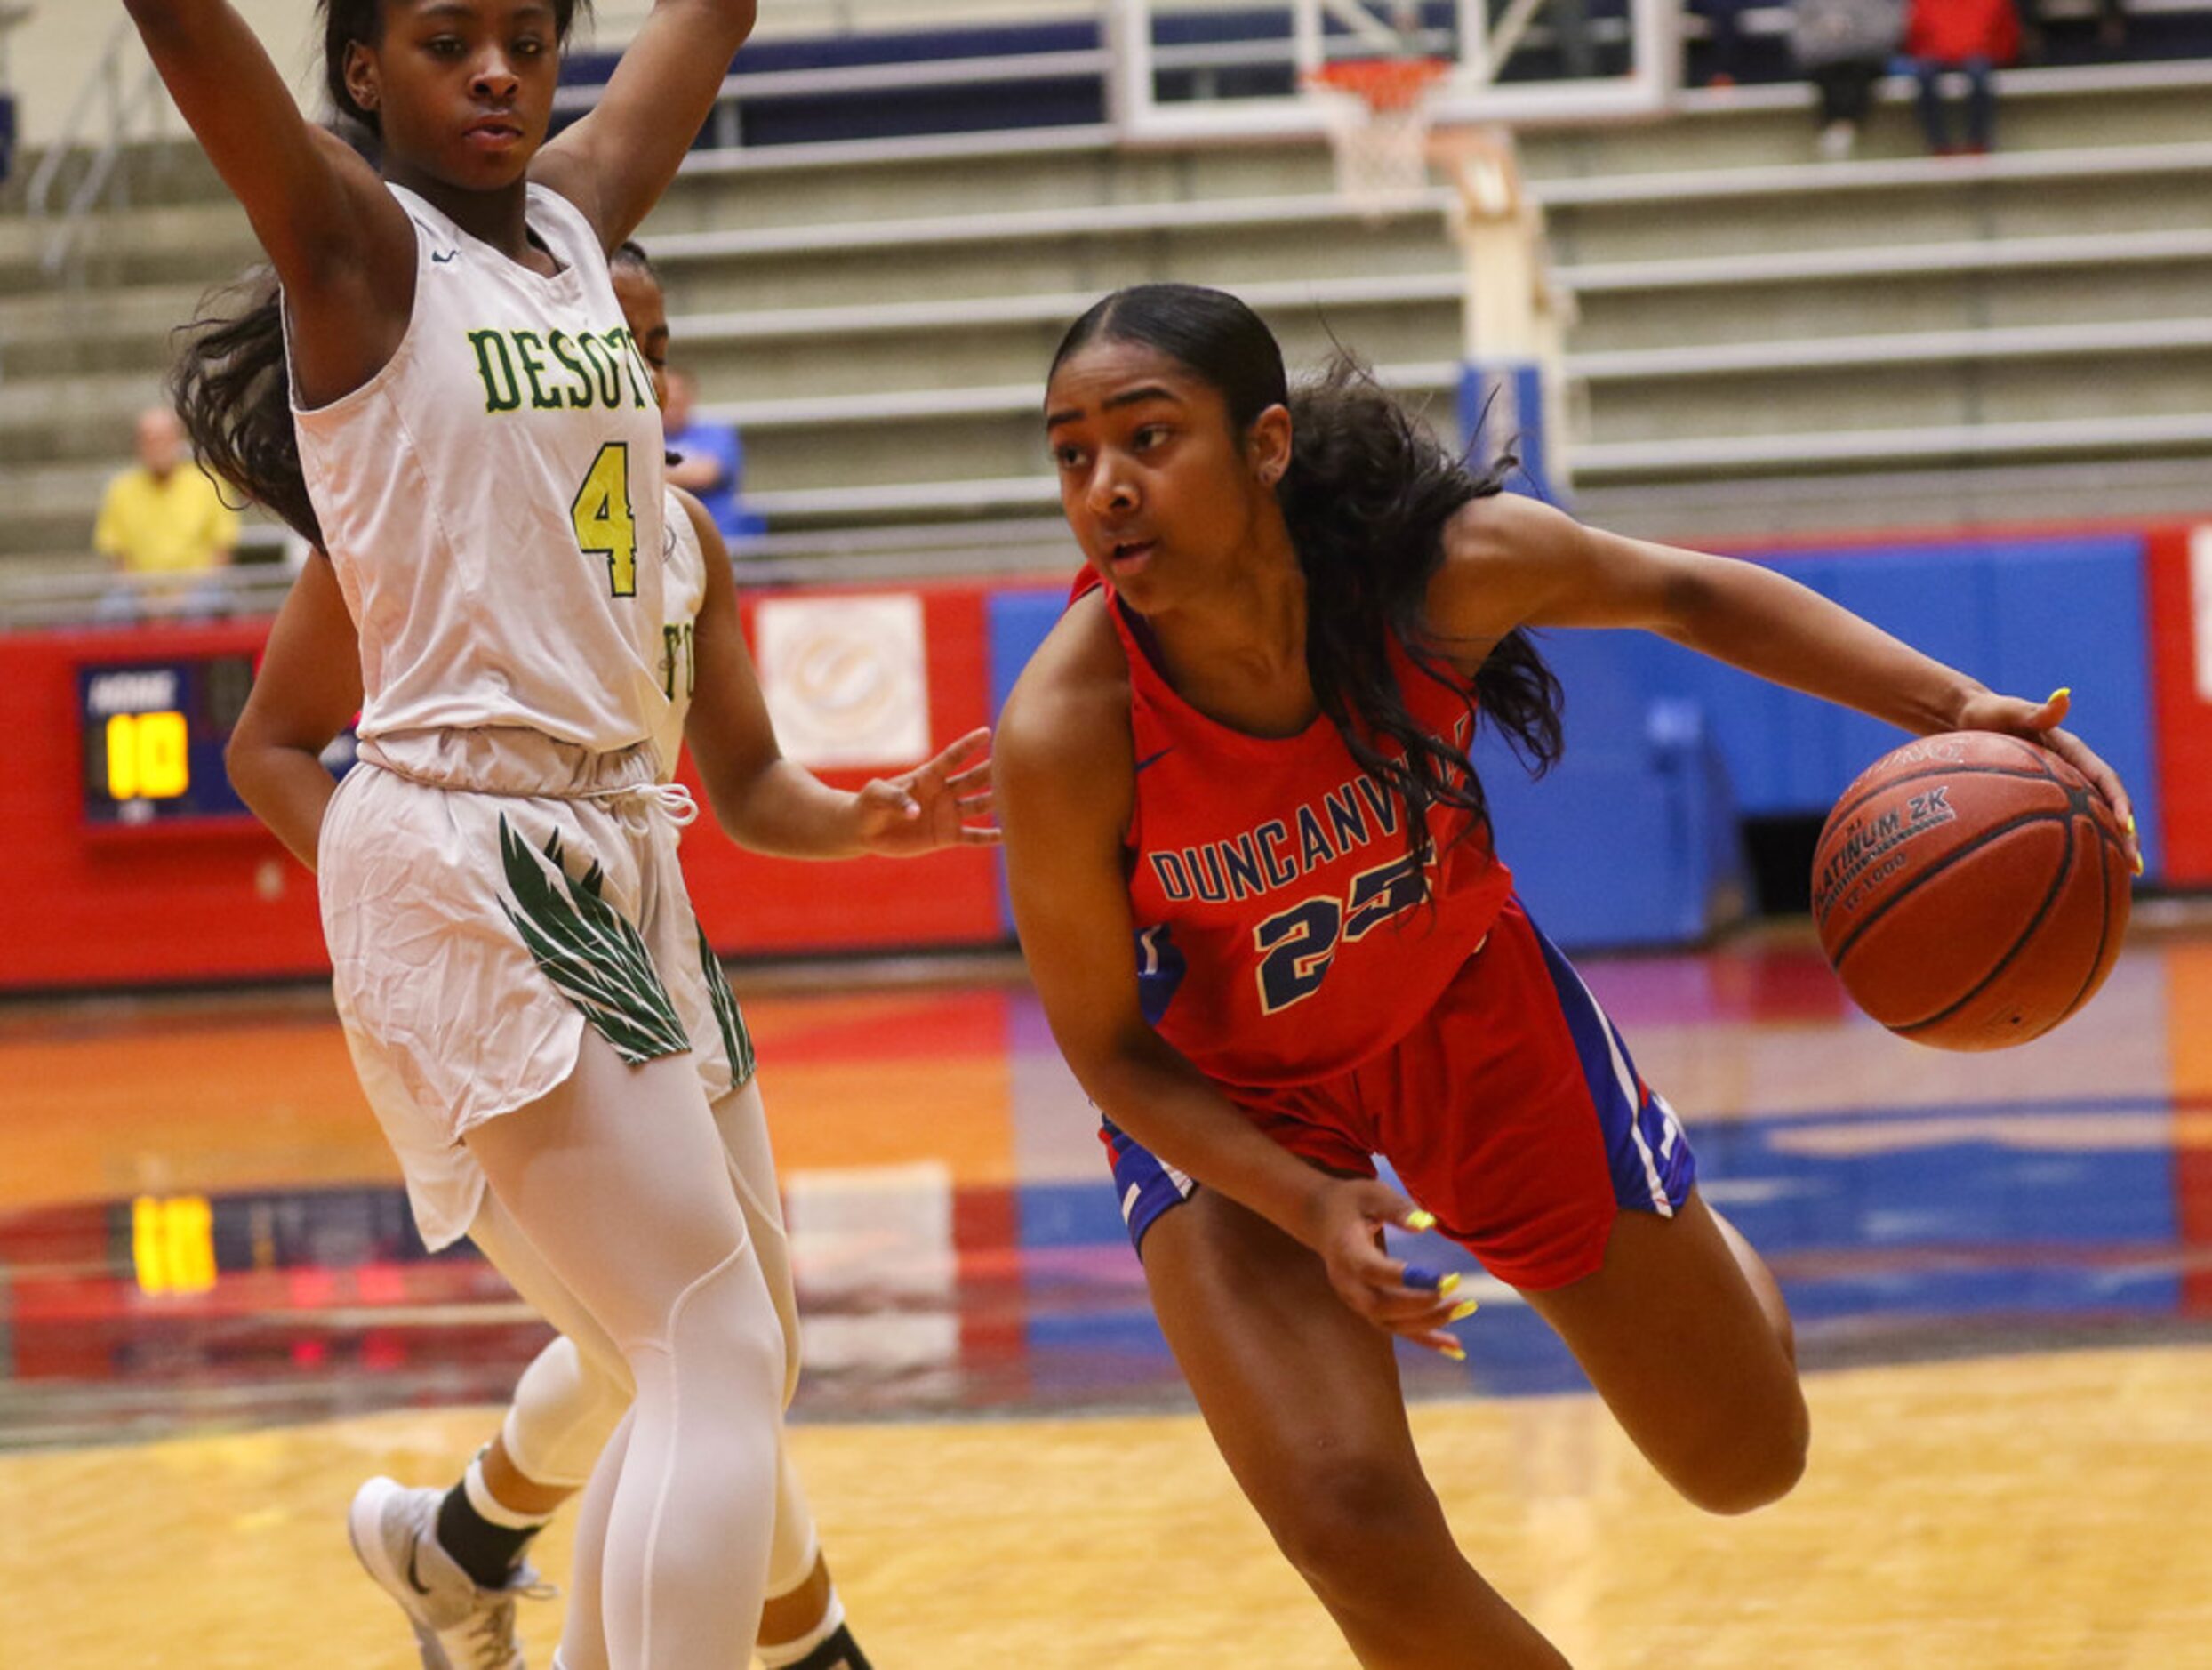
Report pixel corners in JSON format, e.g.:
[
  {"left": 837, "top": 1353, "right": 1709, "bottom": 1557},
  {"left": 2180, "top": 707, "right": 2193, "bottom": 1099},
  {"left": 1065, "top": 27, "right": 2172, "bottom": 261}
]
[
  {"left": 1263, "top": 1454, "right": 1438, "bottom": 1604},
  {"left": 709, "top": 1256, "right": 789, "bottom": 1407},
  {"left": 657, "top": 1245, "right": 788, "bottom": 1412},
  {"left": 504, "top": 1337, "right": 631, "bottom": 1488},
  {"left": 1674, "top": 1393, "right": 1809, "bottom": 1516}
]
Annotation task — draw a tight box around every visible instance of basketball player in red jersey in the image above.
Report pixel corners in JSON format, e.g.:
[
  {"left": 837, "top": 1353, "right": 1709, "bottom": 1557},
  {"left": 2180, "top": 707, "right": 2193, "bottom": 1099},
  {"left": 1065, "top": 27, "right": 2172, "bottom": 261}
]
[{"left": 996, "top": 283, "right": 2138, "bottom": 1668}]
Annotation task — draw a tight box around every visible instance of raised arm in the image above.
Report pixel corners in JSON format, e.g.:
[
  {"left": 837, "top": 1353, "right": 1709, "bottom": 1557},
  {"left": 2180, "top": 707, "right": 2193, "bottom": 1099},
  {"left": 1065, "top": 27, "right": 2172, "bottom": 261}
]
[
  {"left": 677, "top": 493, "right": 994, "bottom": 858},
  {"left": 1432, "top": 493, "right": 2141, "bottom": 867},
  {"left": 121, "top": 2, "right": 413, "bottom": 392},
  {"left": 530, "top": 0, "right": 757, "bottom": 249},
  {"left": 997, "top": 610, "right": 1457, "bottom": 1349},
  {"left": 225, "top": 555, "right": 366, "bottom": 871}
]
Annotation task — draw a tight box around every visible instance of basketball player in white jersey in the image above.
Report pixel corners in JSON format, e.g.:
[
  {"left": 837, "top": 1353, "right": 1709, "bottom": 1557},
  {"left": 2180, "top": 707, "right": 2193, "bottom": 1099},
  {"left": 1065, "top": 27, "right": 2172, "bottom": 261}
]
[
  {"left": 134, "top": 3, "right": 990, "bottom": 1664},
  {"left": 228, "top": 243, "right": 902, "bottom": 1670}
]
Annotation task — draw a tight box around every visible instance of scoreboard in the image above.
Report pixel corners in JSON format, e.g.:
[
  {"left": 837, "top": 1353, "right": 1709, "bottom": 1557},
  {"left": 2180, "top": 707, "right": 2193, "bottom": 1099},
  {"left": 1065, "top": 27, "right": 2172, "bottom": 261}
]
[{"left": 76, "top": 651, "right": 259, "bottom": 829}]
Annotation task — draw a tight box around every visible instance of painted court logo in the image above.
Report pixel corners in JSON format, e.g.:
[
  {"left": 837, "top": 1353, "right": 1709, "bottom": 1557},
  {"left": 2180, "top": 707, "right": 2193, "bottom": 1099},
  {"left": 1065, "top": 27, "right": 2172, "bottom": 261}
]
[{"left": 1815, "top": 786, "right": 1957, "bottom": 919}]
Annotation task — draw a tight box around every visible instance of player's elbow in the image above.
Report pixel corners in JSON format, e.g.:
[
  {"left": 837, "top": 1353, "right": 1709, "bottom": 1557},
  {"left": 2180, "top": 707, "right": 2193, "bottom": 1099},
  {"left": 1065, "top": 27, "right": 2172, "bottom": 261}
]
[
  {"left": 1073, "top": 1036, "right": 1185, "bottom": 1132},
  {"left": 693, "top": 766, "right": 763, "bottom": 849},
  {"left": 221, "top": 729, "right": 291, "bottom": 832},
  {"left": 690, "top": 744, "right": 791, "bottom": 853}
]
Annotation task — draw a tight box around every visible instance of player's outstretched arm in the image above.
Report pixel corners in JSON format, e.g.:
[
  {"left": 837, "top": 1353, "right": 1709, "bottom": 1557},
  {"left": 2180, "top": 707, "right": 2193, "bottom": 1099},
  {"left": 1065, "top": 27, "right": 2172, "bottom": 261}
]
[
  {"left": 677, "top": 494, "right": 994, "bottom": 858},
  {"left": 120, "top": 2, "right": 413, "bottom": 389},
  {"left": 224, "top": 557, "right": 365, "bottom": 872},
  {"left": 532, "top": 0, "right": 757, "bottom": 250},
  {"left": 997, "top": 609, "right": 1459, "bottom": 1352},
  {"left": 1431, "top": 493, "right": 2140, "bottom": 867}
]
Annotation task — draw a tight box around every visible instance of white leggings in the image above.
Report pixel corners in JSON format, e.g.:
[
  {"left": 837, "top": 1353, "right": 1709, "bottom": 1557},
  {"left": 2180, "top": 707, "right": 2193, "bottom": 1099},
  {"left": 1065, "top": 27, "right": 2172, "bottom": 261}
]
[
  {"left": 465, "top": 1031, "right": 785, "bottom": 1670},
  {"left": 472, "top": 1077, "right": 822, "bottom": 1604}
]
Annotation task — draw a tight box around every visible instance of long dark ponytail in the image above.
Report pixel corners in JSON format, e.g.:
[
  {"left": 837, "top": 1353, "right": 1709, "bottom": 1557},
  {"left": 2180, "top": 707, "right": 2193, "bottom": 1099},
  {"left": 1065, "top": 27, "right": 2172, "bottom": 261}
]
[
  {"left": 1049, "top": 283, "right": 1564, "bottom": 871},
  {"left": 170, "top": 0, "right": 590, "bottom": 545}
]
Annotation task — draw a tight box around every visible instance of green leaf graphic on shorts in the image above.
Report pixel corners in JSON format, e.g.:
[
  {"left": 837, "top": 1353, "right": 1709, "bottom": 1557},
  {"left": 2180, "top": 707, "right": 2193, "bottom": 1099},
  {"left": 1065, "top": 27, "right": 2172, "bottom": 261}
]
[
  {"left": 698, "top": 924, "right": 757, "bottom": 1085},
  {"left": 498, "top": 815, "right": 690, "bottom": 1064}
]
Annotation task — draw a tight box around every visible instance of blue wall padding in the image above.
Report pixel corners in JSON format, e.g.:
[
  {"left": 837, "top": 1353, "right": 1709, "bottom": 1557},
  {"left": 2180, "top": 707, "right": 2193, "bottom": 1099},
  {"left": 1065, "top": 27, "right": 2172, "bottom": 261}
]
[
  {"left": 1985, "top": 542, "right": 2161, "bottom": 878},
  {"left": 1460, "top": 363, "right": 1555, "bottom": 504},
  {"left": 1756, "top": 535, "right": 2160, "bottom": 877},
  {"left": 988, "top": 590, "right": 1073, "bottom": 935},
  {"left": 979, "top": 534, "right": 2159, "bottom": 948},
  {"left": 1473, "top": 633, "right": 1750, "bottom": 948},
  {"left": 988, "top": 589, "right": 1068, "bottom": 720}
]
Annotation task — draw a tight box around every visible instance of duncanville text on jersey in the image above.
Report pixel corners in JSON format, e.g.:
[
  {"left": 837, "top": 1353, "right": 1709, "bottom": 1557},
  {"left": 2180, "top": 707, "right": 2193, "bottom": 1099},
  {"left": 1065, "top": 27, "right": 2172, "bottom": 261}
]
[{"left": 1145, "top": 711, "right": 1475, "bottom": 906}]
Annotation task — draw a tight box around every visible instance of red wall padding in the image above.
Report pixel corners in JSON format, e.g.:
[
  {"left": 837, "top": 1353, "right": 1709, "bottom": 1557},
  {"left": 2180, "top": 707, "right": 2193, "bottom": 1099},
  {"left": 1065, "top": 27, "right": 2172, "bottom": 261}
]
[
  {"left": 676, "top": 584, "right": 1004, "bottom": 954},
  {"left": 0, "top": 621, "right": 333, "bottom": 990},
  {"left": 2145, "top": 526, "right": 2212, "bottom": 886},
  {"left": 0, "top": 586, "right": 1004, "bottom": 993}
]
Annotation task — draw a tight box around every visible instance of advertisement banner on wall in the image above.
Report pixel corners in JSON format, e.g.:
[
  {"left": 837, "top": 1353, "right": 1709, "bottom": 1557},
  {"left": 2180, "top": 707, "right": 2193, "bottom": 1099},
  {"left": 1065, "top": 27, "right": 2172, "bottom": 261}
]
[{"left": 756, "top": 593, "right": 932, "bottom": 768}]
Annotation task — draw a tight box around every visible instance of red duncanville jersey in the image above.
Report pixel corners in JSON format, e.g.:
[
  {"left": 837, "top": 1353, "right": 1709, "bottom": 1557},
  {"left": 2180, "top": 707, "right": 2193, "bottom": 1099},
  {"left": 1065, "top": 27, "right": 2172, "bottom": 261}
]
[{"left": 1087, "top": 576, "right": 1518, "bottom": 1088}]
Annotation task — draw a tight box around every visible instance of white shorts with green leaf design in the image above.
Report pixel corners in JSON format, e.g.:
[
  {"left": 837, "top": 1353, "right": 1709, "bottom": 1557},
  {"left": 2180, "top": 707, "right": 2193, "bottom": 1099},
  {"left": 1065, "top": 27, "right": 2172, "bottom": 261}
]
[{"left": 318, "top": 727, "right": 755, "bottom": 1251}]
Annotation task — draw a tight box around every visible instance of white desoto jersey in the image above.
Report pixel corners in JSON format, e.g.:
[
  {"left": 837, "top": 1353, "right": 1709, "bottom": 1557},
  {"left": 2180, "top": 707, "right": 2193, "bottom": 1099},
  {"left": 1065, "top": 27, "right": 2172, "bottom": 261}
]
[
  {"left": 294, "top": 181, "right": 671, "bottom": 753},
  {"left": 649, "top": 486, "right": 709, "bottom": 781}
]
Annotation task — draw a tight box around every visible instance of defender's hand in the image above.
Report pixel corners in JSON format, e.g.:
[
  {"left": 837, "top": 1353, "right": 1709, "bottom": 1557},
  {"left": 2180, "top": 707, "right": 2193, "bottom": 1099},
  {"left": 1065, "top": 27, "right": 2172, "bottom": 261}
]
[{"left": 851, "top": 726, "right": 999, "bottom": 855}]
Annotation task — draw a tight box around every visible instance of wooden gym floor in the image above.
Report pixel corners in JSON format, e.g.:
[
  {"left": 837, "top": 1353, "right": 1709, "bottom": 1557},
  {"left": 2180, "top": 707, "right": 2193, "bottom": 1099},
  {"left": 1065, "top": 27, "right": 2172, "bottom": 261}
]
[{"left": 3, "top": 912, "right": 2209, "bottom": 1666}]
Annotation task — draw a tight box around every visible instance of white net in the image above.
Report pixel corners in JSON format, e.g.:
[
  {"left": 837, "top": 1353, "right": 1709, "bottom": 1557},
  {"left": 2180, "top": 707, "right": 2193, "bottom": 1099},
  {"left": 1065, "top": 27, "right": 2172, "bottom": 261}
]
[{"left": 1310, "top": 64, "right": 1445, "bottom": 223}]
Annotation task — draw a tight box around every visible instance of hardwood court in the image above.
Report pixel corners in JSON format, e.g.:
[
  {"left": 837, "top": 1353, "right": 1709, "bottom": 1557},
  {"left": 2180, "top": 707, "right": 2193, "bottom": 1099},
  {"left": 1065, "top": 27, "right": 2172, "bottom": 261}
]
[
  {"left": 4, "top": 1348, "right": 2209, "bottom": 1667},
  {"left": 4, "top": 915, "right": 2210, "bottom": 1666}
]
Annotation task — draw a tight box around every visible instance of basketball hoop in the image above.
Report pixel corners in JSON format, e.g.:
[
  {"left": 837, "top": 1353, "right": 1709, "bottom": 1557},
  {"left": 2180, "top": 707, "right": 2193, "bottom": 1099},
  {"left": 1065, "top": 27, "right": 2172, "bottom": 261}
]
[{"left": 1304, "top": 56, "right": 1450, "bottom": 222}]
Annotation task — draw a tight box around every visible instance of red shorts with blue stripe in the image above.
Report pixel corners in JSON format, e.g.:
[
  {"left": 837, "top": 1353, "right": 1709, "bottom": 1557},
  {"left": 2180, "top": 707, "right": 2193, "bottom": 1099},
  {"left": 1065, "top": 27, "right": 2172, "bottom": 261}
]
[{"left": 1100, "top": 898, "right": 1696, "bottom": 1292}]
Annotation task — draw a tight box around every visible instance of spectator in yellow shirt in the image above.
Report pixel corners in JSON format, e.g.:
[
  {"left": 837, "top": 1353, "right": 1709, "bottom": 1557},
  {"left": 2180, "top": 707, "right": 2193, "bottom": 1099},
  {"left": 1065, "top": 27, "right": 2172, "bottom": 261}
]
[{"left": 94, "top": 407, "right": 240, "bottom": 619}]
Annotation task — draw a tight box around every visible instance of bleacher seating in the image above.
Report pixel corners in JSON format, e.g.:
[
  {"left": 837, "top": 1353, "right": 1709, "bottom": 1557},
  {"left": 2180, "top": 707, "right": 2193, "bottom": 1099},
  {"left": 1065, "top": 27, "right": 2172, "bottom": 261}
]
[{"left": 3, "top": 25, "right": 2210, "bottom": 596}]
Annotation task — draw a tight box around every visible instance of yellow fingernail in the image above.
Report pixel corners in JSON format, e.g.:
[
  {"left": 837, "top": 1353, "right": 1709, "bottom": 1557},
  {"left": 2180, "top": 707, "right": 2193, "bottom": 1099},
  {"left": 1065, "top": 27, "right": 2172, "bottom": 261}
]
[
  {"left": 1405, "top": 1210, "right": 1437, "bottom": 1232},
  {"left": 1449, "top": 1299, "right": 1480, "bottom": 1322},
  {"left": 2127, "top": 813, "right": 2138, "bottom": 836},
  {"left": 1437, "top": 1272, "right": 1462, "bottom": 1297},
  {"left": 2134, "top": 852, "right": 2146, "bottom": 877},
  {"left": 1441, "top": 1343, "right": 1467, "bottom": 1362},
  {"left": 2048, "top": 686, "right": 2072, "bottom": 704}
]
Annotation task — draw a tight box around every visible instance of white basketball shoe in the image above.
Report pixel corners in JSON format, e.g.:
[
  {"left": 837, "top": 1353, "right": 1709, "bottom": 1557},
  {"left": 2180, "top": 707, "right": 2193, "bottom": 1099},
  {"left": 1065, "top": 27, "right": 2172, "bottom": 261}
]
[{"left": 349, "top": 1475, "right": 543, "bottom": 1670}]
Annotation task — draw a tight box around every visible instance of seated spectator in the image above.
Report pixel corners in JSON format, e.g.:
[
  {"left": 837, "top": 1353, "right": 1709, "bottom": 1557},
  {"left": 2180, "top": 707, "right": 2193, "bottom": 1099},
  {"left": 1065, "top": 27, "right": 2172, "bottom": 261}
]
[
  {"left": 1792, "top": 0, "right": 1905, "bottom": 159},
  {"left": 1905, "top": 0, "right": 2017, "bottom": 154},
  {"left": 94, "top": 407, "right": 240, "bottom": 620},
  {"left": 663, "top": 367, "right": 766, "bottom": 542}
]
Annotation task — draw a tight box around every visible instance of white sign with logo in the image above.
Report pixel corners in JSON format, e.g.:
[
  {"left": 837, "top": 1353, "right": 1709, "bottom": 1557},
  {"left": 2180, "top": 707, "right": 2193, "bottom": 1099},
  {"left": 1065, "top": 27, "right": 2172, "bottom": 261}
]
[
  {"left": 2192, "top": 525, "right": 2212, "bottom": 704},
  {"left": 756, "top": 593, "right": 931, "bottom": 769}
]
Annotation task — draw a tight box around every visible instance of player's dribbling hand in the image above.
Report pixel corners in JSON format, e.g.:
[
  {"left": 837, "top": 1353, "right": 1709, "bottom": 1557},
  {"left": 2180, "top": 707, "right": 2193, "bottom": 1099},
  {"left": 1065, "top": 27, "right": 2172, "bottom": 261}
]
[
  {"left": 1310, "top": 1177, "right": 1474, "bottom": 1360},
  {"left": 851, "top": 726, "right": 1001, "bottom": 855},
  {"left": 1954, "top": 688, "right": 2143, "bottom": 874}
]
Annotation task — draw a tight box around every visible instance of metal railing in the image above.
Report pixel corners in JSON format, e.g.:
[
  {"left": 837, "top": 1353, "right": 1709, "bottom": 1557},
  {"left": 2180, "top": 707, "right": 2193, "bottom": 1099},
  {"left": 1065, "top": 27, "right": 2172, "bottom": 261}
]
[
  {"left": 0, "top": 563, "right": 296, "bottom": 634},
  {"left": 23, "top": 16, "right": 169, "bottom": 279}
]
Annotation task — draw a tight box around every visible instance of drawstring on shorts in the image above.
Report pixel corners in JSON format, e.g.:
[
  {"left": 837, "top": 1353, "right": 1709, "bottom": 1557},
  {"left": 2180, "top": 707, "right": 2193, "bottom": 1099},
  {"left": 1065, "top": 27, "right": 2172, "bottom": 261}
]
[{"left": 588, "top": 781, "right": 700, "bottom": 829}]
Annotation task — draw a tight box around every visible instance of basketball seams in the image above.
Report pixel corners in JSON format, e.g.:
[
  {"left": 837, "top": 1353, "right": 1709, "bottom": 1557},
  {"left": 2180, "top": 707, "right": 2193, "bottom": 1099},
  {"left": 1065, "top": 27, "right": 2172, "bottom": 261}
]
[
  {"left": 1823, "top": 807, "right": 2073, "bottom": 967},
  {"left": 2053, "top": 814, "right": 2118, "bottom": 1029},
  {"left": 1816, "top": 732, "right": 2129, "bottom": 1050},
  {"left": 1823, "top": 759, "right": 2063, "bottom": 835},
  {"left": 1894, "top": 808, "right": 2080, "bottom": 1040}
]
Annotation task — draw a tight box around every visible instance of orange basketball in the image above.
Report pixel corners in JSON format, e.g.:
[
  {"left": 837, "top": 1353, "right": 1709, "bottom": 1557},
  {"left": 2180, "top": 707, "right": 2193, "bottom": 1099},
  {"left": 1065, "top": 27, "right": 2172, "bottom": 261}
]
[{"left": 1810, "top": 731, "right": 2131, "bottom": 1051}]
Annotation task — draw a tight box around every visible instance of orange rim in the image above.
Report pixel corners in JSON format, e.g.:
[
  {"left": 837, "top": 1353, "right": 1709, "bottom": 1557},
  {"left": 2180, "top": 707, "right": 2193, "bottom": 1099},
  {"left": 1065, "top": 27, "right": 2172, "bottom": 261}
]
[{"left": 1302, "top": 56, "right": 1450, "bottom": 111}]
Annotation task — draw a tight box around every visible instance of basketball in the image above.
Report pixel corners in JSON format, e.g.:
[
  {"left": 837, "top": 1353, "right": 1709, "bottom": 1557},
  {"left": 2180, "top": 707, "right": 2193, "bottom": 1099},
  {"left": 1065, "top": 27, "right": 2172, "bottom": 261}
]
[{"left": 1811, "top": 731, "right": 2132, "bottom": 1050}]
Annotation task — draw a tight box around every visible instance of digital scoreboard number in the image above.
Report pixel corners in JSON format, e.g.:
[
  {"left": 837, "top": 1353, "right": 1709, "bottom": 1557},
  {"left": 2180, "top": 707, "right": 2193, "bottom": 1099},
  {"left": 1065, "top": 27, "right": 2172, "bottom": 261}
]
[{"left": 78, "top": 654, "right": 258, "bottom": 828}]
